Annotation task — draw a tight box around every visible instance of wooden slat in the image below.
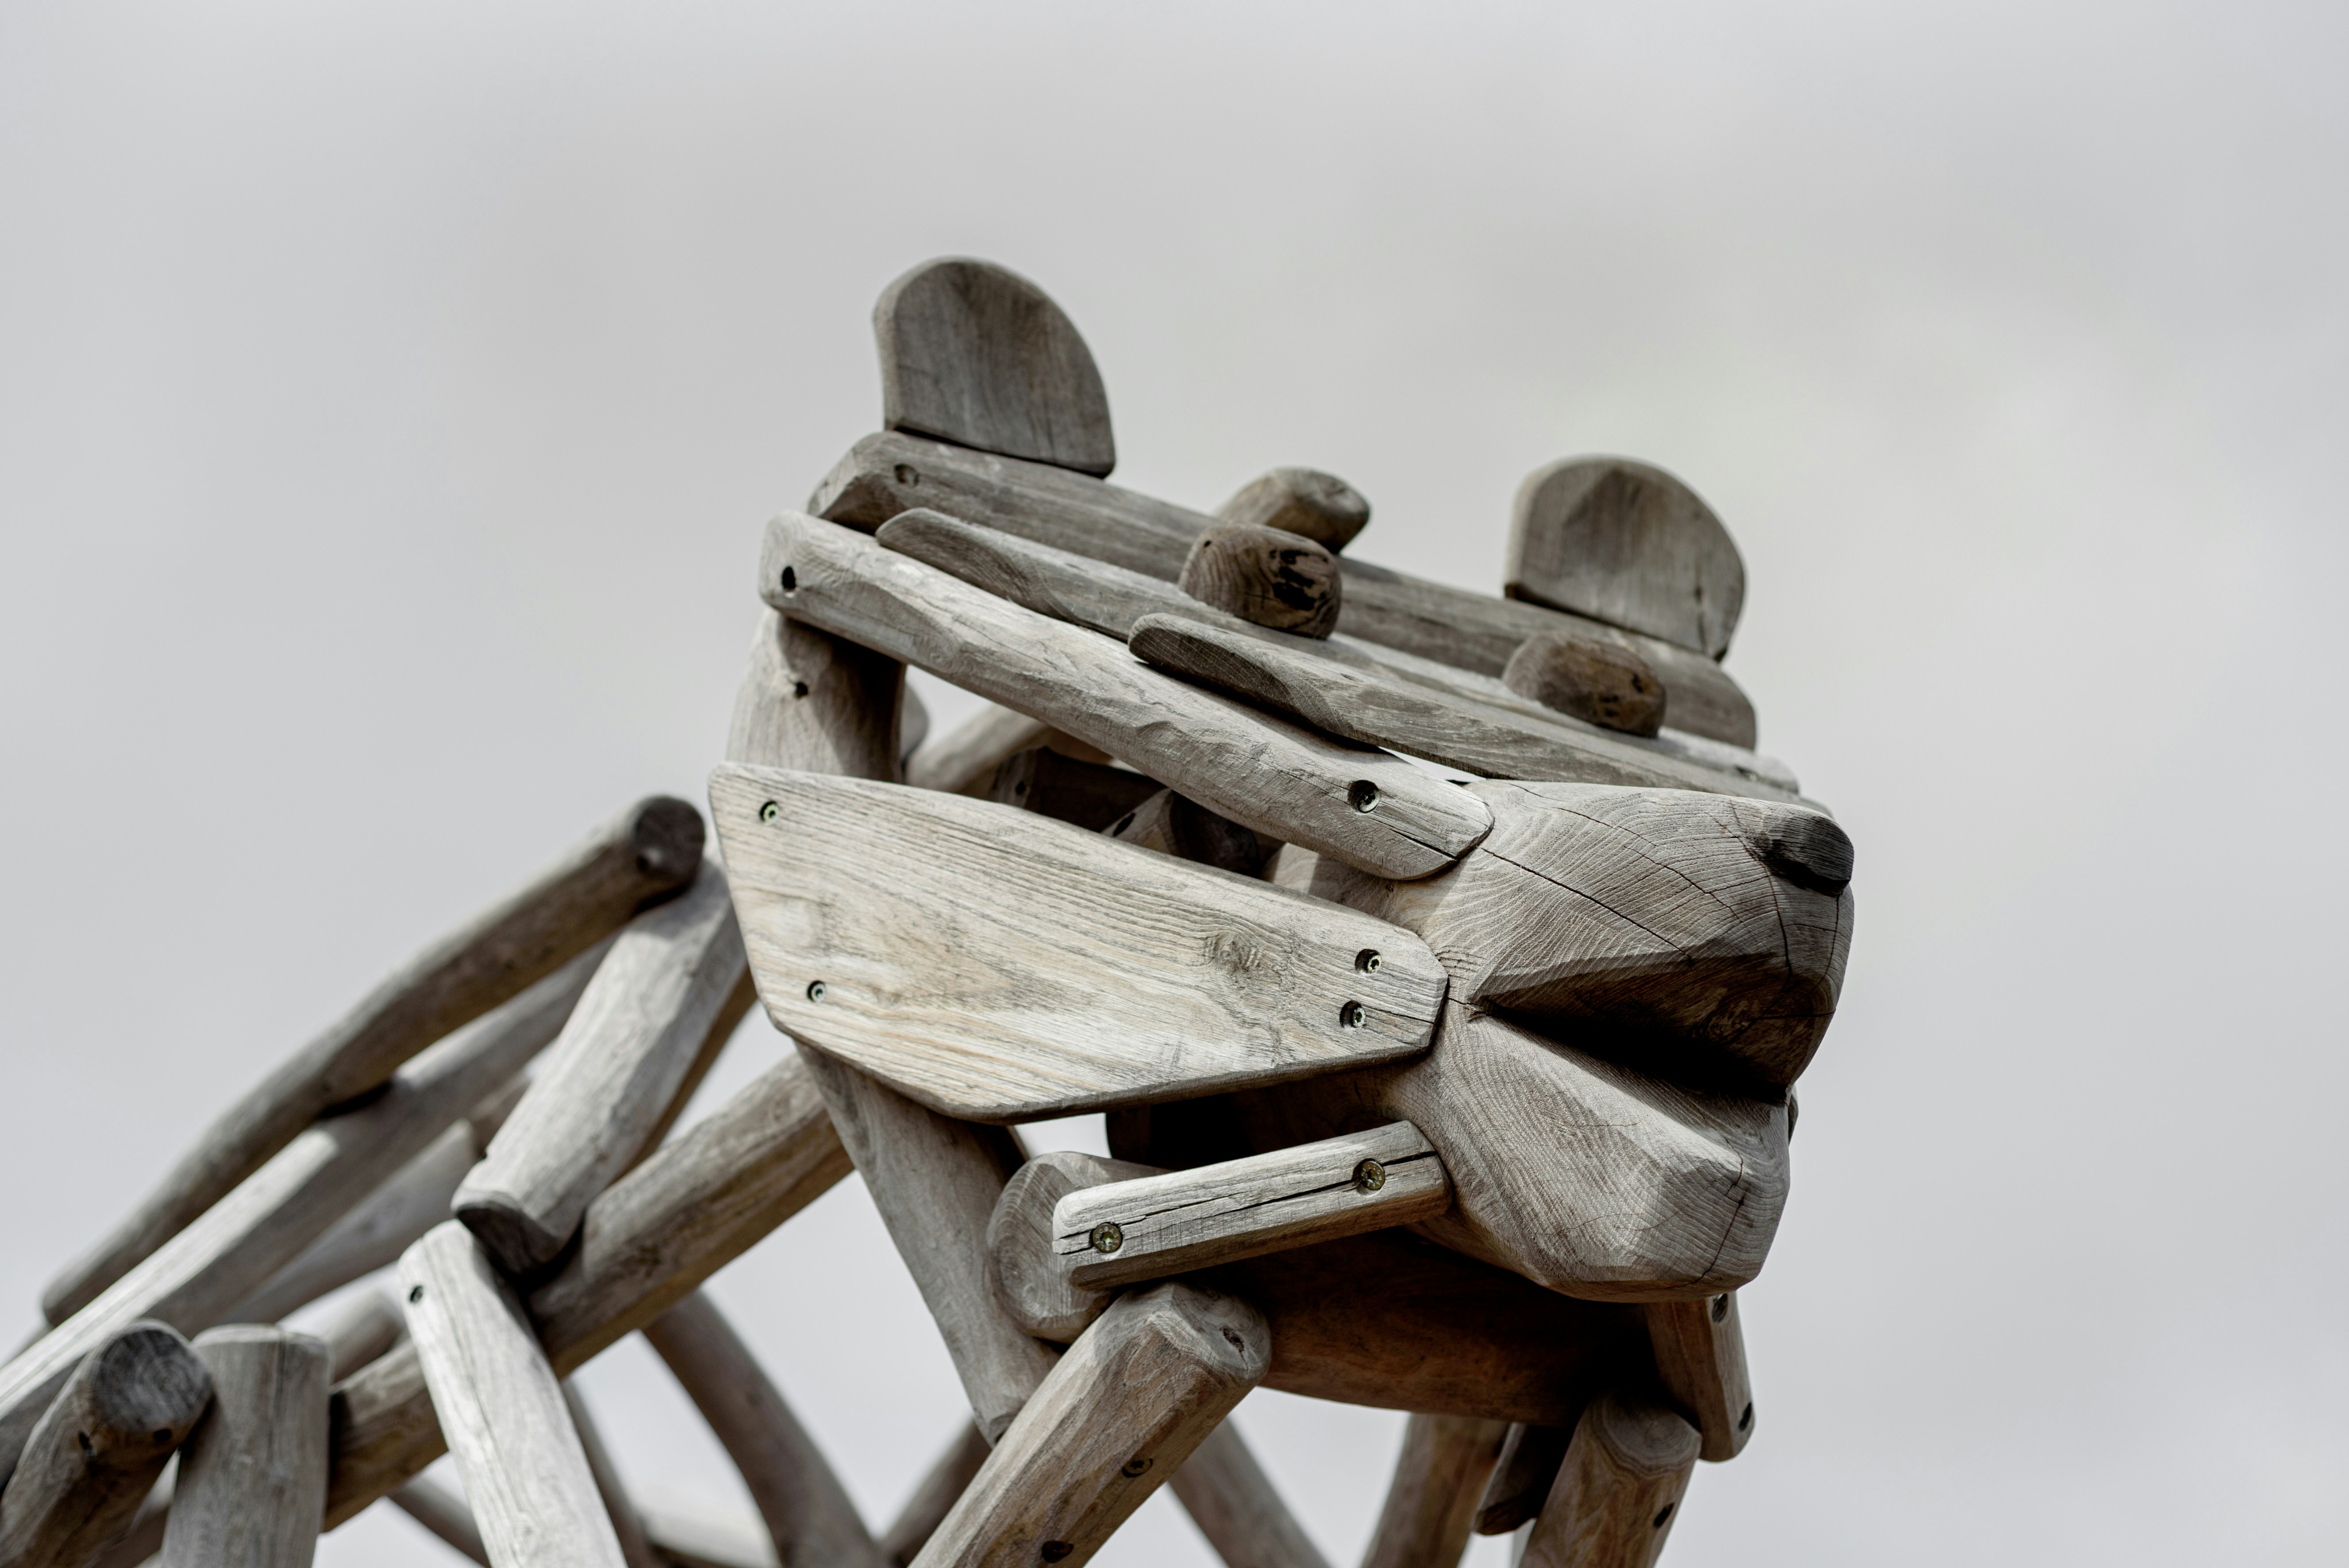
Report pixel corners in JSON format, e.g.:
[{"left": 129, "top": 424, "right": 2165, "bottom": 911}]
[
  {"left": 164, "top": 1328, "right": 329, "bottom": 1568},
  {"left": 757, "top": 510, "right": 1493, "bottom": 880},
  {"left": 715, "top": 767, "right": 1448, "bottom": 1122},
  {"left": 879, "top": 1425, "right": 991, "bottom": 1568},
  {"left": 908, "top": 1283, "right": 1268, "bottom": 1568},
  {"left": 397, "top": 1224, "right": 628, "bottom": 1568},
  {"left": 1504, "top": 458, "right": 1743, "bottom": 659},
  {"left": 1516, "top": 1392, "right": 1697, "bottom": 1568},
  {"left": 1052, "top": 1124, "right": 1450, "bottom": 1291},
  {"left": 44, "top": 797, "right": 704, "bottom": 1327},
  {"left": 1168, "top": 1421, "right": 1333, "bottom": 1568},
  {"left": 1358, "top": 1414, "right": 1510, "bottom": 1568},
  {"left": 1643, "top": 1294, "right": 1754, "bottom": 1463}
]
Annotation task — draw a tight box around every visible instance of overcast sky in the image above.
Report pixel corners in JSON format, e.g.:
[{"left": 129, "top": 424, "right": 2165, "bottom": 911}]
[{"left": 3, "top": 4, "right": 2344, "bottom": 1565}]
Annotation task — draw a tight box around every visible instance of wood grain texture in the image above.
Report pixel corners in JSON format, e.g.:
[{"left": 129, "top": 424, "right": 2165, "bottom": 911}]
[
  {"left": 728, "top": 610, "right": 906, "bottom": 784},
  {"left": 1360, "top": 1414, "right": 1510, "bottom": 1568},
  {"left": 908, "top": 1283, "right": 1267, "bottom": 1568},
  {"left": 397, "top": 1224, "right": 627, "bottom": 1568},
  {"left": 714, "top": 767, "right": 1448, "bottom": 1122},
  {"left": 1473, "top": 1425, "right": 1573, "bottom": 1537},
  {"left": 0, "top": 951, "right": 598, "bottom": 1483},
  {"left": 1102, "top": 790, "right": 1268, "bottom": 878},
  {"left": 1501, "top": 633, "right": 1666, "bottom": 740},
  {"left": 456, "top": 865, "right": 749, "bottom": 1272},
  {"left": 1516, "top": 1392, "right": 1697, "bottom": 1568},
  {"left": 793, "top": 1047, "right": 1056, "bottom": 1443},
  {"left": 987, "top": 1153, "right": 1160, "bottom": 1345},
  {"left": 323, "top": 1055, "right": 851, "bottom": 1527},
  {"left": 644, "top": 1293, "right": 884, "bottom": 1568},
  {"left": 45, "top": 797, "right": 703, "bottom": 1326},
  {"left": 758, "top": 510, "right": 1493, "bottom": 879},
  {"left": 563, "top": 1383, "right": 663, "bottom": 1568},
  {"left": 1305, "top": 780, "right": 1853, "bottom": 1093},
  {"left": 987, "top": 748, "right": 1162, "bottom": 832},
  {"left": 319, "top": 1292, "right": 405, "bottom": 1383},
  {"left": 390, "top": 1476, "right": 489, "bottom": 1566},
  {"left": 1167, "top": 1422, "right": 1332, "bottom": 1568},
  {"left": 1216, "top": 469, "right": 1369, "bottom": 554},
  {"left": 1177, "top": 524, "right": 1341, "bottom": 638},
  {"left": 0, "top": 1323, "right": 210, "bottom": 1568},
  {"left": 879, "top": 1425, "right": 991, "bottom": 1568},
  {"left": 810, "top": 431, "right": 1758, "bottom": 746},
  {"left": 1505, "top": 459, "right": 1744, "bottom": 659},
  {"left": 874, "top": 258, "right": 1114, "bottom": 477},
  {"left": 164, "top": 1327, "right": 328, "bottom": 1568},
  {"left": 78, "top": 1486, "right": 166, "bottom": 1568},
  {"left": 1053, "top": 1124, "right": 1450, "bottom": 1291},
  {"left": 1642, "top": 1294, "right": 1752, "bottom": 1463}
]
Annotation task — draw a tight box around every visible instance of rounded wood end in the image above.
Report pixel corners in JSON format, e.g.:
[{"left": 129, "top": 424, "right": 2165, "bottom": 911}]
[
  {"left": 1216, "top": 468, "right": 1371, "bottom": 553},
  {"left": 1177, "top": 523, "right": 1342, "bottom": 638},
  {"left": 1501, "top": 630, "right": 1666, "bottom": 736}
]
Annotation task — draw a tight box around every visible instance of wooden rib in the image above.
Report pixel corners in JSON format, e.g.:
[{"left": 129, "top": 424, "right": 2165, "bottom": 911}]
[
  {"left": 1358, "top": 1414, "right": 1510, "bottom": 1568},
  {"left": 1643, "top": 1294, "right": 1754, "bottom": 1463},
  {"left": 759, "top": 510, "right": 1492, "bottom": 881},
  {"left": 164, "top": 1328, "right": 329, "bottom": 1568},
  {"left": 1516, "top": 1392, "right": 1697, "bottom": 1568},
  {"left": 44, "top": 797, "right": 704, "bottom": 1327},
  {"left": 879, "top": 1425, "right": 991, "bottom": 1568},
  {"left": 1168, "top": 1421, "right": 1333, "bottom": 1568}
]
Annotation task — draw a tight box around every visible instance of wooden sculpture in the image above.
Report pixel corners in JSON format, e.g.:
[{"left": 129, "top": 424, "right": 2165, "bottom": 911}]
[{"left": 0, "top": 254, "right": 1855, "bottom": 1568}]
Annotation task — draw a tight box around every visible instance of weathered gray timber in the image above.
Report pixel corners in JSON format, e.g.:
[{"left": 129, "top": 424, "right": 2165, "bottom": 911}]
[
  {"left": 320, "top": 1292, "right": 405, "bottom": 1382},
  {"left": 729, "top": 611, "right": 906, "bottom": 786},
  {"left": 879, "top": 1426, "right": 991, "bottom": 1568},
  {"left": 1167, "top": 1422, "right": 1333, "bottom": 1568},
  {"left": 1103, "top": 790, "right": 1268, "bottom": 878},
  {"left": 1359, "top": 1414, "right": 1511, "bottom": 1568},
  {"left": 1643, "top": 1294, "right": 1753, "bottom": 1462},
  {"left": 986, "top": 1152, "right": 1159, "bottom": 1345},
  {"left": 563, "top": 1383, "right": 664, "bottom": 1568},
  {"left": 1473, "top": 1425, "right": 1574, "bottom": 1536},
  {"left": 904, "top": 705, "right": 1093, "bottom": 797},
  {"left": 397, "top": 1223, "right": 628, "bottom": 1568},
  {"left": 907, "top": 1284, "right": 1268, "bottom": 1568},
  {"left": 1177, "top": 524, "right": 1342, "bottom": 638},
  {"left": 987, "top": 747, "right": 1162, "bottom": 832},
  {"left": 1501, "top": 631, "right": 1666, "bottom": 739},
  {"left": 1516, "top": 1392, "right": 1697, "bottom": 1568},
  {"left": 875, "top": 258, "right": 1115, "bottom": 477},
  {"left": 45, "top": 797, "right": 703, "bottom": 1326},
  {"left": 1217, "top": 469, "right": 1369, "bottom": 554},
  {"left": 715, "top": 767, "right": 1449, "bottom": 1121},
  {"left": 0, "top": 1324, "right": 210, "bottom": 1568},
  {"left": 163, "top": 1328, "right": 328, "bottom": 1568},
  {"left": 1051, "top": 1124, "right": 1450, "bottom": 1291},
  {"left": 759, "top": 510, "right": 1493, "bottom": 879},
  {"left": 809, "top": 431, "right": 1759, "bottom": 746},
  {"left": 1505, "top": 458, "right": 1743, "bottom": 659},
  {"left": 390, "top": 1476, "right": 490, "bottom": 1565},
  {"left": 456, "top": 865, "right": 748, "bottom": 1273},
  {"left": 644, "top": 1292, "right": 886, "bottom": 1568},
  {"left": 0, "top": 953, "right": 598, "bottom": 1484}
]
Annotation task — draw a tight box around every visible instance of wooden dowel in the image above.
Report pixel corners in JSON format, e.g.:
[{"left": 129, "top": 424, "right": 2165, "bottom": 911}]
[
  {"left": 45, "top": 797, "right": 704, "bottom": 1327},
  {"left": 1359, "top": 1414, "right": 1510, "bottom": 1568},
  {"left": 909, "top": 1283, "right": 1268, "bottom": 1568},
  {"left": 319, "top": 1290, "right": 406, "bottom": 1383},
  {"left": 0, "top": 949, "right": 601, "bottom": 1483},
  {"left": 760, "top": 510, "right": 1493, "bottom": 881},
  {"left": 643, "top": 1292, "right": 885, "bottom": 1568},
  {"left": 987, "top": 1152, "right": 1160, "bottom": 1345},
  {"left": 455, "top": 865, "right": 748, "bottom": 1274},
  {"left": 878, "top": 1425, "right": 990, "bottom": 1568},
  {"left": 1216, "top": 469, "right": 1369, "bottom": 554},
  {"left": 163, "top": 1327, "right": 328, "bottom": 1568},
  {"left": 1642, "top": 1294, "right": 1753, "bottom": 1463},
  {"left": 397, "top": 1223, "right": 628, "bottom": 1568},
  {"left": 563, "top": 1383, "right": 664, "bottom": 1568},
  {"left": 1177, "top": 524, "right": 1342, "bottom": 638},
  {"left": 0, "top": 1323, "right": 211, "bottom": 1568},
  {"left": 729, "top": 609, "right": 906, "bottom": 785},
  {"left": 1168, "top": 1421, "right": 1333, "bottom": 1568},
  {"left": 390, "top": 1475, "right": 491, "bottom": 1566},
  {"left": 1473, "top": 1425, "right": 1573, "bottom": 1537},
  {"left": 1515, "top": 1392, "right": 1697, "bottom": 1568},
  {"left": 324, "top": 1052, "right": 852, "bottom": 1526},
  {"left": 1052, "top": 1124, "right": 1450, "bottom": 1291}
]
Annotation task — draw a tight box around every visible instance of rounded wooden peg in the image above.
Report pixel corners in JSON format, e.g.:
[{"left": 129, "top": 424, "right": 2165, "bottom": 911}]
[
  {"left": 1177, "top": 524, "right": 1342, "bottom": 638},
  {"left": 1502, "top": 630, "right": 1667, "bottom": 738},
  {"left": 1216, "top": 468, "right": 1370, "bottom": 554},
  {"left": 1505, "top": 457, "right": 1744, "bottom": 659},
  {"left": 1740, "top": 804, "right": 1853, "bottom": 898}
]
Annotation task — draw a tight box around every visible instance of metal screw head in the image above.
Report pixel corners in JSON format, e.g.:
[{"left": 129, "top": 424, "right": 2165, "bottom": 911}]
[
  {"left": 1340, "top": 1001, "right": 1366, "bottom": 1029},
  {"left": 1089, "top": 1221, "right": 1124, "bottom": 1255},
  {"left": 1348, "top": 780, "right": 1381, "bottom": 812},
  {"left": 806, "top": 980, "right": 827, "bottom": 1002},
  {"left": 1355, "top": 949, "right": 1382, "bottom": 974},
  {"left": 1353, "top": 1159, "right": 1386, "bottom": 1193},
  {"left": 759, "top": 800, "right": 780, "bottom": 823},
  {"left": 1120, "top": 1457, "right": 1152, "bottom": 1477}
]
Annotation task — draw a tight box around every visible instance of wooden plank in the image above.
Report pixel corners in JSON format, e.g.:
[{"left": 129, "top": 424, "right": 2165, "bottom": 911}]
[
  {"left": 1298, "top": 779, "right": 1853, "bottom": 1092},
  {"left": 1642, "top": 1294, "right": 1753, "bottom": 1463},
  {"left": 45, "top": 797, "right": 704, "bottom": 1326},
  {"left": 1103, "top": 790, "right": 1269, "bottom": 878},
  {"left": 1504, "top": 458, "right": 1743, "bottom": 659},
  {"left": 908, "top": 1283, "right": 1268, "bottom": 1568},
  {"left": 808, "top": 431, "right": 1759, "bottom": 747},
  {"left": 714, "top": 767, "right": 1449, "bottom": 1121},
  {"left": 0, "top": 1324, "right": 210, "bottom": 1568},
  {"left": 879, "top": 1426, "right": 991, "bottom": 1568},
  {"left": 1473, "top": 1425, "right": 1573, "bottom": 1537},
  {"left": 390, "top": 1476, "right": 490, "bottom": 1566},
  {"left": 1500, "top": 632, "right": 1665, "bottom": 739},
  {"left": 1052, "top": 1124, "right": 1450, "bottom": 1291},
  {"left": 164, "top": 1327, "right": 329, "bottom": 1568},
  {"left": 455, "top": 865, "right": 749, "bottom": 1273},
  {"left": 563, "top": 1383, "right": 665, "bottom": 1568},
  {"left": 757, "top": 510, "right": 1493, "bottom": 880},
  {"left": 643, "top": 1292, "right": 886, "bottom": 1568},
  {"left": 1177, "top": 524, "right": 1342, "bottom": 638},
  {"left": 1217, "top": 468, "right": 1369, "bottom": 553},
  {"left": 1127, "top": 616, "right": 1799, "bottom": 802},
  {"left": 871, "top": 510, "right": 1793, "bottom": 795},
  {"left": 397, "top": 1223, "right": 628, "bottom": 1568},
  {"left": 874, "top": 258, "right": 1115, "bottom": 477},
  {"left": 1359, "top": 1414, "right": 1511, "bottom": 1568},
  {"left": 729, "top": 610, "right": 905, "bottom": 785},
  {"left": 986, "top": 1152, "right": 1160, "bottom": 1345},
  {"left": 987, "top": 748, "right": 1162, "bottom": 832},
  {"left": 0, "top": 951, "right": 599, "bottom": 1483},
  {"left": 1515, "top": 1392, "right": 1697, "bottom": 1568},
  {"left": 1167, "top": 1422, "right": 1333, "bottom": 1568},
  {"left": 324, "top": 1053, "right": 852, "bottom": 1526}
]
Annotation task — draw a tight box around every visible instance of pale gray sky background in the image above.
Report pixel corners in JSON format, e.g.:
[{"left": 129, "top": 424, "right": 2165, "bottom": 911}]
[{"left": 3, "top": 4, "right": 2344, "bottom": 1564}]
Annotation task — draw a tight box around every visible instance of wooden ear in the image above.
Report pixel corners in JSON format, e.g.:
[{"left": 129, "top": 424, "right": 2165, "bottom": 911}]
[
  {"left": 1217, "top": 467, "right": 1370, "bottom": 553},
  {"left": 1506, "top": 457, "right": 1745, "bottom": 659},
  {"left": 874, "top": 257, "right": 1115, "bottom": 477}
]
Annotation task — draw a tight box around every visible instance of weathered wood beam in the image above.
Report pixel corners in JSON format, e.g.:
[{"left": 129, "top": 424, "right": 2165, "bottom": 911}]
[
  {"left": 986, "top": 748, "right": 1161, "bottom": 833},
  {"left": 1643, "top": 1294, "right": 1754, "bottom": 1463},
  {"left": 1168, "top": 1422, "right": 1333, "bottom": 1568},
  {"left": 1359, "top": 1414, "right": 1510, "bottom": 1568},
  {"left": 390, "top": 1475, "right": 490, "bottom": 1565},
  {"left": 905, "top": 705, "right": 1097, "bottom": 797},
  {"left": 1472, "top": 1424, "right": 1572, "bottom": 1537},
  {"left": 320, "top": 1291, "right": 406, "bottom": 1383},
  {"left": 986, "top": 1152, "right": 1159, "bottom": 1345},
  {"left": 1501, "top": 632, "right": 1665, "bottom": 739},
  {"left": 1515, "top": 1392, "right": 1697, "bottom": 1568},
  {"left": 729, "top": 610, "right": 906, "bottom": 786},
  {"left": 878, "top": 1425, "right": 990, "bottom": 1568},
  {"left": 163, "top": 1327, "right": 329, "bottom": 1568},
  {"left": 45, "top": 797, "right": 704, "bottom": 1326}
]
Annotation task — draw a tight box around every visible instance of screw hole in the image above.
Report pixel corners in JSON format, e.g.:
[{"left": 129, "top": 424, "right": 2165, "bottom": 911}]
[
  {"left": 1348, "top": 780, "right": 1380, "bottom": 812},
  {"left": 1352, "top": 1159, "right": 1386, "bottom": 1193},
  {"left": 1110, "top": 813, "right": 1134, "bottom": 836},
  {"left": 1040, "top": 1544, "right": 1072, "bottom": 1563},
  {"left": 806, "top": 981, "right": 827, "bottom": 1002},
  {"left": 792, "top": 681, "right": 809, "bottom": 699},
  {"left": 1354, "top": 949, "right": 1382, "bottom": 974},
  {"left": 408, "top": 1285, "right": 425, "bottom": 1304},
  {"left": 151, "top": 1428, "right": 171, "bottom": 1442},
  {"left": 1340, "top": 1001, "right": 1366, "bottom": 1029},
  {"left": 1121, "top": 1457, "right": 1153, "bottom": 1477},
  {"left": 1652, "top": 1503, "right": 1674, "bottom": 1529},
  {"left": 77, "top": 1432, "right": 92, "bottom": 1453},
  {"left": 759, "top": 800, "right": 780, "bottom": 823},
  {"left": 894, "top": 464, "right": 918, "bottom": 486},
  {"left": 1711, "top": 1294, "right": 1730, "bottom": 1323},
  {"left": 778, "top": 565, "right": 797, "bottom": 594},
  {"left": 1089, "top": 1221, "right": 1123, "bottom": 1254},
  {"left": 1222, "top": 1328, "right": 1244, "bottom": 1348},
  {"left": 1738, "top": 1402, "right": 1754, "bottom": 1430}
]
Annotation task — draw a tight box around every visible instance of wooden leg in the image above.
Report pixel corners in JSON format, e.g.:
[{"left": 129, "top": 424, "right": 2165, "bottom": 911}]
[
  {"left": 879, "top": 1424, "right": 991, "bottom": 1568},
  {"left": 1359, "top": 1414, "right": 1511, "bottom": 1568},
  {"left": 1169, "top": 1420, "right": 1333, "bottom": 1568},
  {"left": 1517, "top": 1392, "right": 1697, "bottom": 1568},
  {"left": 563, "top": 1383, "right": 664, "bottom": 1568},
  {"left": 1641, "top": 1295, "right": 1753, "bottom": 1462},
  {"left": 163, "top": 1327, "right": 329, "bottom": 1568},
  {"left": 1473, "top": 1424, "right": 1574, "bottom": 1537}
]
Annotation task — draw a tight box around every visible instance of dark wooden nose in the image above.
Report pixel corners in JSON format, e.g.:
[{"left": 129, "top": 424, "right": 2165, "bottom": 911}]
[{"left": 1745, "top": 808, "right": 1853, "bottom": 897}]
